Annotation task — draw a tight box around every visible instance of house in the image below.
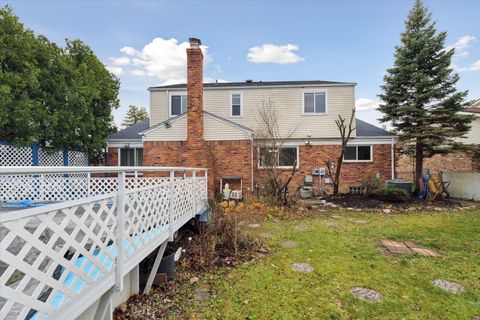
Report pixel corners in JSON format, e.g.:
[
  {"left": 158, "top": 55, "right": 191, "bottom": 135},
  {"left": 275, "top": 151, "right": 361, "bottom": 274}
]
[
  {"left": 107, "top": 38, "right": 398, "bottom": 195},
  {"left": 397, "top": 100, "right": 480, "bottom": 180}
]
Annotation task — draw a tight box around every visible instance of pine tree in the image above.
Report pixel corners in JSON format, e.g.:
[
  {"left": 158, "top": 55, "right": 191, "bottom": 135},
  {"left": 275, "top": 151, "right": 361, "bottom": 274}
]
[
  {"left": 122, "top": 105, "right": 148, "bottom": 128},
  {"left": 378, "top": 0, "right": 475, "bottom": 189}
]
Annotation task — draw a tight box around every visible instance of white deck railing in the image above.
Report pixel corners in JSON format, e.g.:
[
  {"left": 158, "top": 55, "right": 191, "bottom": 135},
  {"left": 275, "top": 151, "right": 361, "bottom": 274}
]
[{"left": 0, "top": 166, "right": 208, "bottom": 320}]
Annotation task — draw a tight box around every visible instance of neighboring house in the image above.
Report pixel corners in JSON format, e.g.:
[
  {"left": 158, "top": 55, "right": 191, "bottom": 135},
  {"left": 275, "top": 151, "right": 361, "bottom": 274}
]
[
  {"left": 107, "top": 38, "right": 397, "bottom": 195},
  {"left": 397, "top": 100, "right": 480, "bottom": 180}
]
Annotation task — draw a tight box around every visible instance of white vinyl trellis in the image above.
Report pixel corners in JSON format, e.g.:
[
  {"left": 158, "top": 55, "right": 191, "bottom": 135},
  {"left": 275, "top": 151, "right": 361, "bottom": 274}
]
[
  {"left": 0, "top": 142, "right": 88, "bottom": 167},
  {"left": 0, "top": 166, "right": 208, "bottom": 320}
]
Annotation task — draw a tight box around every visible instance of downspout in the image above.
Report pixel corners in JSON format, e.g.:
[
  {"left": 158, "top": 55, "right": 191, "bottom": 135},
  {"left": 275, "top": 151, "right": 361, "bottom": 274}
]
[
  {"left": 391, "top": 137, "right": 395, "bottom": 180},
  {"left": 250, "top": 133, "right": 254, "bottom": 192}
]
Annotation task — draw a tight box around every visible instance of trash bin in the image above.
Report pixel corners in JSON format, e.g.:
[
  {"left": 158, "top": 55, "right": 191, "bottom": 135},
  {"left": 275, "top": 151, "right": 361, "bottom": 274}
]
[{"left": 157, "top": 246, "right": 176, "bottom": 279}]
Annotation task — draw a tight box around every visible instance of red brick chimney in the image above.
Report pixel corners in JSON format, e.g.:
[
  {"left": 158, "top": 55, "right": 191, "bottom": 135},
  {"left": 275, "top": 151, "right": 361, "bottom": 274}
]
[{"left": 187, "top": 37, "right": 204, "bottom": 142}]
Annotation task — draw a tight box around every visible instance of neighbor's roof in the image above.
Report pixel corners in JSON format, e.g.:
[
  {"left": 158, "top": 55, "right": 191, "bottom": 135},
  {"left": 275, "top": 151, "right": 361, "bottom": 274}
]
[
  {"left": 356, "top": 119, "right": 396, "bottom": 137},
  {"left": 464, "top": 100, "right": 480, "bottom": 114},
  {"left": 149, "top": 80, "right": 356, "bottom": 90},
  {"left": 108, "top": 119, "right": 150, "bottom": 140}
]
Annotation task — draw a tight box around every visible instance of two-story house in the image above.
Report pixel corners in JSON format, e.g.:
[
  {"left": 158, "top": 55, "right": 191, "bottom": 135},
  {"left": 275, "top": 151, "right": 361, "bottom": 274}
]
[{"left": 107, "top": 38, "right": 397, "bottom": 196}]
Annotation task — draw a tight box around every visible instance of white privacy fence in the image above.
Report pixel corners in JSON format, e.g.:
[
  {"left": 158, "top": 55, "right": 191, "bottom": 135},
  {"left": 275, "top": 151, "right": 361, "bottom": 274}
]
[{"left": 0, "top": 166, "right": 208, "bottom": 320}]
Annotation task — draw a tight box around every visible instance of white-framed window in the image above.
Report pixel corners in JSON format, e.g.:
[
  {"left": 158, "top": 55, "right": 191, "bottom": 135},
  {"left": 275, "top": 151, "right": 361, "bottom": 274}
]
[
  {"left": 169, "top": 94, "right": 187, "bottom": 117},
  {"left": 343, "top": 145, "right": 372, "bottom": 162},
  {"left": 258, "top": 146, "right": 299, "bottom": 168},
  {"left": 119, "top": 148, "right": 143, "bottom": 166},
  {"left": 230, "top": 92, "right": 243, "bottom": 117},
  {"left": 303, "top": 92, "right": 327, "bottom": 114}
]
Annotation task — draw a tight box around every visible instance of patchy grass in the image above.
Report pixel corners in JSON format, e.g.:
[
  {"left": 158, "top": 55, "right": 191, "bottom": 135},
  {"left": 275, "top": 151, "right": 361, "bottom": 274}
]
[{"left": 201, "top": 210, "right": 480, "bottom": 319}]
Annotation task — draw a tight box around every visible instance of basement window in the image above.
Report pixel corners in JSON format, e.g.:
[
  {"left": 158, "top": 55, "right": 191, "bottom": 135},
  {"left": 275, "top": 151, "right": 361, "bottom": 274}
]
[
  {"left": 303, "top": 92, "right": 327, "bottom": 114},
  {"left": 343, "top": 145, "right": 372, "bottom": 162},
  {"left": 258, "top": 146, "right": 299, "bottom": 168},
  {"left": 170, "top": 94, "right": 187, "bottom": 117},
  {"left": 231, "top": 93, "right": 242, "bottom": 117}
]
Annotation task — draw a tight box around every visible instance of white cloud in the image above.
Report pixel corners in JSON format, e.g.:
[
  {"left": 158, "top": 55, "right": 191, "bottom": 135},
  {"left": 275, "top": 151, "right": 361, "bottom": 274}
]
[
  {"left": 446, "top": 35, "right": 476, "bottom": 59},
  {"left": 247, "top": 43, "right": 304, "bottom": 64},
  {"left": 106, "top": 66, "right": 123, "bottom": 76},
  {"left": 470, "top": 60, "right": 480, "bottom": 71},
  {"left": 355, "top": 98, "right": 380, "bottom": 111},
  {"left": 110, "top": 37, "right": 211, "bottom": 84}
]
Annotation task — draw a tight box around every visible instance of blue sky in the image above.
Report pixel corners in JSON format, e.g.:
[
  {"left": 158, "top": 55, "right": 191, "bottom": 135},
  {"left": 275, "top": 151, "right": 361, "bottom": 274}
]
[{"left": 4, "top": 0, "right": 480, "bottom": 128}]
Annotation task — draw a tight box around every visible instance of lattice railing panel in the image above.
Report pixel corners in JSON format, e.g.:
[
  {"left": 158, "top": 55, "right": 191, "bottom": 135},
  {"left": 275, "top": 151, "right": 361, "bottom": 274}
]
[
  {"left": 0, "top": 195, "right": 118, "bottom": 319},
  {"left": 0, "top": 144, "right": 32, "bottom": 166},
  {"left": 39, "top": 150, "right": 64, "bottom": 167},
  {"left": 0, "top": 168, "right": 208, "bottom": 320},
  {"left": 68, "top": 151, "right": 88, "bottom": 166}
]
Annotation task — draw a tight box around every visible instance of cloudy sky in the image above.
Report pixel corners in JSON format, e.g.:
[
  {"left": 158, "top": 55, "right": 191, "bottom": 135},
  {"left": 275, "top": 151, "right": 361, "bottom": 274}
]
[{"left": 4, "top": 0, "right": 480, "bottom": 128}]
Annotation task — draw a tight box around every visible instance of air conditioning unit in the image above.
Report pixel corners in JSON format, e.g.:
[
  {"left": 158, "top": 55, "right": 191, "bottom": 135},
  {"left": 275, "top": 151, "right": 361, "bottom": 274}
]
[{"left": 312, "top": 168, "right": 326, "bottom": 176}]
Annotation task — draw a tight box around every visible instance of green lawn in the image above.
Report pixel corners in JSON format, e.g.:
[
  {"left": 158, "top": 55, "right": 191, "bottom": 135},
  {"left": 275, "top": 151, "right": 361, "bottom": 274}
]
[{"left": 201, "top": 210, "right": 480, "bottom": 320}]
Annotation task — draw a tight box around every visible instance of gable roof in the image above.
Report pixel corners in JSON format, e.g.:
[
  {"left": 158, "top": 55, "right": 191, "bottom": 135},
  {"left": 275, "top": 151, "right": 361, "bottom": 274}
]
[
  {"left": 356, "top": 119, "right": 395, "bottom": 137},
  {"left": 108, "top": 119, "right": 150, "bottom": 140},
  {"left": 465, "top": 99, "right": 480, "bottom": 114},
  {"left": 149, "top": 80, "right": 356, "bottom": 91}
]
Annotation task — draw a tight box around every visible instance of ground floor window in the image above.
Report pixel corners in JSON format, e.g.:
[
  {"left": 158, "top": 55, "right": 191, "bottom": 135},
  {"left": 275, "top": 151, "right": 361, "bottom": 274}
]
[
  {"left": 343, "top": 145, "right": 372, "bottom": 162},
  {"left": 258, "top": 146, "right": 298, "bottom": 168},
  {"left": 119, "top": 148, "right": 143, "bottom": 166}
]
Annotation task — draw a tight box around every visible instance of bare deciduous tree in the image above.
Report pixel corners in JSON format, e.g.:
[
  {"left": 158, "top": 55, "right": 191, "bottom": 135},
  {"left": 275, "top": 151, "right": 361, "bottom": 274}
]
[
  {"left": 325, "top": 109, "right": 356, "bottom": 195},
  {"left": 255, "top": 98, "right": 297, "bottom": 205}
]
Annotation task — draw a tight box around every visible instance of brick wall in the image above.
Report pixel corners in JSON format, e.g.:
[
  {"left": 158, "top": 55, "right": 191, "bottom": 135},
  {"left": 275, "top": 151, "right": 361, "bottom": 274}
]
[
  {"left": 106, "top": 147, "right": 118, "bottom": 166},
  {"left": 397, "top": 151, "right": 479, "bottom": 182},
  {"left": 254, "top": 144, "right": 394, "bottom": 194}
]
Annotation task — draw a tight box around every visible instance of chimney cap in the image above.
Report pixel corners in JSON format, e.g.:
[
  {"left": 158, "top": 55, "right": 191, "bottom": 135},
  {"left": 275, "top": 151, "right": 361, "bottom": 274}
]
[
  {"left": 245, "top": 79, "right": 253, "bottom": 83},
  {"left": 189, "top": 37, "right": 202, "bottom": 48}
]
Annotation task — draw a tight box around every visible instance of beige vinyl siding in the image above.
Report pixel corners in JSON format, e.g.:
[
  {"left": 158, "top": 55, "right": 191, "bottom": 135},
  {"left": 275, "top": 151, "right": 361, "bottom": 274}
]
[
  {"left": 149, "top": 85, "right": 356, "bottom": 139},
  {"left": 204, "top": 115, "right": 251, "bottom": 141},
  {"left": 143, "top": 116, "right": 187, "bottom": 141},
  {"left": 458, "top": 117, "right": 480, "bottom": 144}
]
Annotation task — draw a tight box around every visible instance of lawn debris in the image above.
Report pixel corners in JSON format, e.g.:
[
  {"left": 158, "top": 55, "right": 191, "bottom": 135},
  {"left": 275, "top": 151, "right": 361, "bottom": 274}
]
[{"left": 280, "top": 241, "right": 298, "bottom": 248}]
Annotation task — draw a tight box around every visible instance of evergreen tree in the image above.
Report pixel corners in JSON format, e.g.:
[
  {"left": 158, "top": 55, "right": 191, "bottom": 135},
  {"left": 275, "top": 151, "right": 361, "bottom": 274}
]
[
  {"left": 378, "top": 0, "right": 475, "bottom": 188},
  {"left": 122, "top": 105, "right": 148, "bottom": 128}
]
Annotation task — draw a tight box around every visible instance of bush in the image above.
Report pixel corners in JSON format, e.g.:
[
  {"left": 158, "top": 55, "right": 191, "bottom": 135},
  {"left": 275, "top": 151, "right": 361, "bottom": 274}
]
[{"left": 370, "top": 185, "right": 410, "bottom": 203}]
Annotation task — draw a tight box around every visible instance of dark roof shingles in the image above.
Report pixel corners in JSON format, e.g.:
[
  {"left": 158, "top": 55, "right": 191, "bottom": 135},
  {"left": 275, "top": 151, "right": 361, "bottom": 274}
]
[
  {"left": 107, "top": 119, "right": 150, "bottom": 140},
  {"left": 356, "top": 119, "right": 395, "bottom": 137},
  {"left": 150, "top": 80, "right": 355, "bottom": 90}
]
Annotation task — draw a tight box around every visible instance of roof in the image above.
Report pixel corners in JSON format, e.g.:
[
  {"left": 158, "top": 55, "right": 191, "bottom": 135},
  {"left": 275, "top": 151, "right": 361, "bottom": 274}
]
[
  {"left": 149, "top": 80, "right": 356, "bottom": 90},
  {"left": 465, "top": 100, "right": 480, "bottom": 114},
  {"left": 108, "top": 119, "right": 150, "bottom": 140},
  {"left": 355, "top": 119, "right": 396, "bottom": 137},
  {"left": 108, "top": 116, "right": 395, "bottom": 142}
]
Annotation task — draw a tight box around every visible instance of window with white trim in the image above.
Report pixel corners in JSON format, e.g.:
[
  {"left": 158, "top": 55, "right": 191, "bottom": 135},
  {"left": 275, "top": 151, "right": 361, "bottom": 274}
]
[
  {"left": 259, "top": 146, "right": 298, "bottom": 168},
  {"left": 303, "top": 92, "right": 327, "bottom": 114},
  {"left": 343, "top": 145, "right": 372, "bottom": 162},
  {"left": 231, "top": 93, "right": 242, "bottom": 116},
  {"left": 120, "top": 148, "right": 143, "bottom": 166},
  {"left": 170, "top": 94, "right": 187, "bottom": 116}
]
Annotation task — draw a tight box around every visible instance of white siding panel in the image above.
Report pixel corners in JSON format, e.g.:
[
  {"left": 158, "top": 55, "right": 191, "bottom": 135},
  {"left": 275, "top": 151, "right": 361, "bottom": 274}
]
[
  {"left": 149, "top": 85, "right": 356, "bottom": 139},
  {"left": 204, "top": 115, "right": 251, "bottom": 141},
  {"left": 143, "top": 116, "right": 187, "bottom": 141}
]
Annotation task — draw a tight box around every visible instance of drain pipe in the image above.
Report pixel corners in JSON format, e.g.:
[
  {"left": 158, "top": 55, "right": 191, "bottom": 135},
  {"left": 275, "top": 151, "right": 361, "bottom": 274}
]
[
  {"left": 250, "top": 133, "right": 255, "bottom": 192},
  {"left": 391, "top": 137, "right": 395, "bottom": 180}
]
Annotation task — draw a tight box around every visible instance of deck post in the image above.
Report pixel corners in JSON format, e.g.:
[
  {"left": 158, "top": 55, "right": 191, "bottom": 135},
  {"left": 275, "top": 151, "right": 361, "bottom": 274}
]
[
  {"left": 93, "top": 287, "right": 113, "bottom": 320},
  {"left": 115, "top": 171, "right": 126, "bottom": 291},
  {"left": 193, "top": 170, "right": 197, "bottom": 216},
  {"left": 168, "top": 170, "right": 175, "bottom": 241},
  {"left": 143, "top": 241, "right": 168, "bottom": 294}
]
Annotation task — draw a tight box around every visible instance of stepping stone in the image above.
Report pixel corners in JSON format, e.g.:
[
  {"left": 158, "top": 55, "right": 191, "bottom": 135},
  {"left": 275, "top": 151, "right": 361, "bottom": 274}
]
[
  {"left": 292, "top": 262, "right": 314, "bottom": 272},
  {"left": 380, "top": 239, "right": 411, "bottom": 254},
  {"left": 431, "top": 279, "right": 465, "bottom": 294},
  {"left": 281, "top": 241, "right": 298, "bottom": 248},
  {"left": 294, "top": 225, "right": 309, "bottom": 232},
  {"left": 330, "top": 214, "right": 342, "bottom": 219},
  {"left": 325, "top": 222, "right": 338, "bottom": 227},
  {"left": 248, "top": 223, "right": 261, "bottom": 229},
  {"left": 350, "top": 287, "right": 384, "bottom": 302},
  {"left": 354, "top": 220, "right": 368, "bottom": 224},
  {"left": 404, "top": 241, "right": 441, "bottom": 257},
  {"left": 259, "top": 232, "right": 272, "bottom": 238}
]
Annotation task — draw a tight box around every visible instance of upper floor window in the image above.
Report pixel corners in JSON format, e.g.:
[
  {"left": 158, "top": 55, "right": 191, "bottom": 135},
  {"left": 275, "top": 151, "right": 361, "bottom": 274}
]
[
  {"left": 170, "top": 94, "right": 187, "bottom": 117},
  {"left": 231, "top": 93, "right": 242, "bottom": 117},
  {"left": 343, "top": 145, "right": 372, "bottom": 162},
  {"left": 303, "top": 92, "right": 327, "bottom": 114}
]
